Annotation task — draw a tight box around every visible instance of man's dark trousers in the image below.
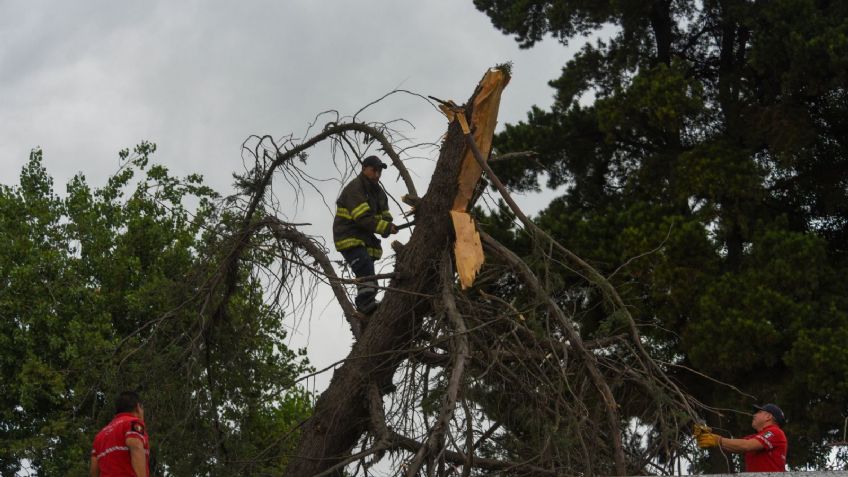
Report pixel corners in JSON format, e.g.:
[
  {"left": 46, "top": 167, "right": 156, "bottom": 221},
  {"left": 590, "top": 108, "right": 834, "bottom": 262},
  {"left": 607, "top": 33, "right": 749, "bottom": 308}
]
[{"left": 341, "top": 246, "right": 378, "bottom": 313}]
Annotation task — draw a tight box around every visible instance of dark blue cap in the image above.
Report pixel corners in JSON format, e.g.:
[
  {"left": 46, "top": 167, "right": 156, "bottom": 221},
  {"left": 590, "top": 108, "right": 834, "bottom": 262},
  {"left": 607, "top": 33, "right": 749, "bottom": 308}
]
[
  {"left": 754, "top": 403, "right": 786, "bottom": 425},
  {"left": 362, "top": 155, "right": 387, "bottom": 170}
]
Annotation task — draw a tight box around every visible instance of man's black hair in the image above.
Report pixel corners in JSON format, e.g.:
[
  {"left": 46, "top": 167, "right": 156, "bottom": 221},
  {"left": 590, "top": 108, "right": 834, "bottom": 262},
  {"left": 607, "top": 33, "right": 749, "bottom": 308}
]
[{"left": 115, "top": 391, "right": 141, "bottom": 414}]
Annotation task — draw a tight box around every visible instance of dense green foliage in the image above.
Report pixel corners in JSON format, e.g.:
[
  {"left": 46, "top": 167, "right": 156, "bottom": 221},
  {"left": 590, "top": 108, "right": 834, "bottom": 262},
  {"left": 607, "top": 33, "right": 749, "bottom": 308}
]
[
  {"left": 0, "top": 145, "right": 311, "bottom": 476},
  {"left": 474, "top": 0, "right": 848, "bottom": 471}
]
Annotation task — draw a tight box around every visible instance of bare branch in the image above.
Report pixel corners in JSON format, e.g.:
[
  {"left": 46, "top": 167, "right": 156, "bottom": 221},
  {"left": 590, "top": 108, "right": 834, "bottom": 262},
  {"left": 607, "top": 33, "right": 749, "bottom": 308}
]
[
  {"left": 406, "top": 254, "right": 470, "bottom": 477},
  {"left": 480, "top": 231, "right": 627, "bottom": 475},
  {"left": 189, "top": 75, "right": 721, "bottom": 476},
  {"left": 489, "top": 150, "right": 538, "bottom": 162}
]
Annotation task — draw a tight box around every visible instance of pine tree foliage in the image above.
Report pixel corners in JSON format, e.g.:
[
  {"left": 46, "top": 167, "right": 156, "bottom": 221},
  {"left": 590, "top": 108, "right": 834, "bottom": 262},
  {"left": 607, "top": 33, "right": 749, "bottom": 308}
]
[{"left": 474, "top": 0, "right": 848, "bottom": 470}]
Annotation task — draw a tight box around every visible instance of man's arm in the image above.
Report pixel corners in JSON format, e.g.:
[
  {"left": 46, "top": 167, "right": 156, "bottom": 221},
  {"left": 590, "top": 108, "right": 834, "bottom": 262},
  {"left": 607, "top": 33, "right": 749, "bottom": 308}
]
[
  {"left": 126, "top": 437, "right": 147, "bottom": 477},
  {"left": 719, "top": 436, "right": 765, "bottom": 453},
  {"left": 89, "top": 455, "right": 100, "bottom": 477},
  {"left": 352, "top": 203, "right": 387, "bottom": 235},
  {"left": 698, "top": 432, "right": 765, "bottom": 453}
]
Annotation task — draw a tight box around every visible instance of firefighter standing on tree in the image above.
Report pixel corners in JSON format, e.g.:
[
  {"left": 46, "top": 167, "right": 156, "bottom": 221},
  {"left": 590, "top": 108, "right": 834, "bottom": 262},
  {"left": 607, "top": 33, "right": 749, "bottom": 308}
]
[{"left": 334, "top": 155, "right": 398, "bottom": 314}]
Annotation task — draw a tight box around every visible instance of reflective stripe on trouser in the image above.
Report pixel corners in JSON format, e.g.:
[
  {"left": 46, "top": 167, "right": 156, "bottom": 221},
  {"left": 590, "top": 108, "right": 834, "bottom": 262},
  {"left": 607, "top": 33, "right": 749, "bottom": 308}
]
[
  {"left": 356, "top": 279, "right": 378, "bottom": 309},
  {"left": 340, "top": 246, "right": 377, "bottom": 311}
]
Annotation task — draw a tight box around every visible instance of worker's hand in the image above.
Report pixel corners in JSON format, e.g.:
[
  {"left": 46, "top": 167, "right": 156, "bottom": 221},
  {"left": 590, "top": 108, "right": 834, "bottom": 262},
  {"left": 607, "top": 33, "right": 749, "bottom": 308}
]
[
  {"left": 389, "top": 224, "right": 399, "bottom": 234},
  {"left": 697, "top": 432, "right": 722, "bottom": 449},
  {"left": 693, "top": 423, "right": 711, "bottom": 438}
]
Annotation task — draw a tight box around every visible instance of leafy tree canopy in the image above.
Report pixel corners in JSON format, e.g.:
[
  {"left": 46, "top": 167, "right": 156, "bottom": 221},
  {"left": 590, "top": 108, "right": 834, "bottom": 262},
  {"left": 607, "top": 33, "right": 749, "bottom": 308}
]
[{"left": 0, "top": 145, "right": 312, "bottom": 476}]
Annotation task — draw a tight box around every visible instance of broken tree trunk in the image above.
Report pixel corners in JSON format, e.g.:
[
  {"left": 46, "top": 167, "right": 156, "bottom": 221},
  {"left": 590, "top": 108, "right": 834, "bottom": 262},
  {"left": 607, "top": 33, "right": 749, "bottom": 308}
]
[{"left": 281, "top": 71, "right": 502, "bottom": 477}]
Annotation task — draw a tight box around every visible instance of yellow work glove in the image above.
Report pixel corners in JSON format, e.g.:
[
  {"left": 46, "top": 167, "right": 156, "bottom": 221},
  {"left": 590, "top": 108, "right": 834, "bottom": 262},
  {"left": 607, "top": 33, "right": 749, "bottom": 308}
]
[
  {"left": 693, "top": 423, "right": 721, "bottom": 449},
  {"left": 697, "top": 432, "right": 722, "bottom": 449}
]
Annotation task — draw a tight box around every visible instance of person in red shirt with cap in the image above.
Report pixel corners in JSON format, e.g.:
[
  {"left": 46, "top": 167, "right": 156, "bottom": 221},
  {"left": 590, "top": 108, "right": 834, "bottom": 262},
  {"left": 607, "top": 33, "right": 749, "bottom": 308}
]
[
  {"left": 697, "top": 403, "right": 788, "bottom": 472},
  {"left": 90, "top": 391, "right": 150, "bottom": 477}
]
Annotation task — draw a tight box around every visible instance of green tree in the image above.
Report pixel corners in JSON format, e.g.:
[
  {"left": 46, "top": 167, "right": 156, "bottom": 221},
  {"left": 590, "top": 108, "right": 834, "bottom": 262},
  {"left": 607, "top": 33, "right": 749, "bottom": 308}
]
[
  {"left": 0, "top": 145, "right": 311, "bottom": 476},
  {"left": 474, "top": 0, "right": 848, "bottom": 470}
]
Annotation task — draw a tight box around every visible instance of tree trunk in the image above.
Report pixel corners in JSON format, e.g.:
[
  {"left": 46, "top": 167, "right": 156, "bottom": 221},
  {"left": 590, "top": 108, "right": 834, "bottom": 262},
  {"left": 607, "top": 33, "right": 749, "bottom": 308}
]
[{"left": 282, "top": 85, "right": 479, "bottom": 477}]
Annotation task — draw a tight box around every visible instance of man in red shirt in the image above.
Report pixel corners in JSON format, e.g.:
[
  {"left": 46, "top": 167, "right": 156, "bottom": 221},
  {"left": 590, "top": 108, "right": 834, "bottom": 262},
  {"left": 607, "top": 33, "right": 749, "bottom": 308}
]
[
  {"left": 90, "top": 391, "right": 150, "bottom": 477},
  {"left": 697, "top": 403, "right": 788, "bottom": 472}
]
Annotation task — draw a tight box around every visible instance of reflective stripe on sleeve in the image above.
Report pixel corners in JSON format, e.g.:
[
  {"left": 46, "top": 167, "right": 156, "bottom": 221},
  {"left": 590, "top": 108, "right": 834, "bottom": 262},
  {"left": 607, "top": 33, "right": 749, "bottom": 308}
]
[
  {"left": 336, "top": 207, "right": 352, "bottom": 220},
  {"left": 375, "top": 220, "right": 389, "bottom": 235},
  {"left": 96, "top": 446, "right": 129, "bottom": 459},
  {"left": 351, "top": 202, "right": 371, "bottom": 219},
  {"left": 754, "top": 434, "right": 773, "bottom": 449}
]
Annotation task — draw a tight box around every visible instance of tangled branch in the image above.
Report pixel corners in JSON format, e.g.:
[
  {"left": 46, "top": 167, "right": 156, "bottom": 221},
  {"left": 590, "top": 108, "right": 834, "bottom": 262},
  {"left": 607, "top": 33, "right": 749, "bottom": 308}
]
[{"left": 193, "top": 81, "right": 722, "bottom": 476}]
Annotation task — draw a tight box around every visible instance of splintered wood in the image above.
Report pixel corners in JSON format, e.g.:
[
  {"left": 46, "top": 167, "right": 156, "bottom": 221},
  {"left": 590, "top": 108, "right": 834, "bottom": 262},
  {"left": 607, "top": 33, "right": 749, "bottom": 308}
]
[{"left": 445, "top": 68, "right": 509, "bottom": 289}]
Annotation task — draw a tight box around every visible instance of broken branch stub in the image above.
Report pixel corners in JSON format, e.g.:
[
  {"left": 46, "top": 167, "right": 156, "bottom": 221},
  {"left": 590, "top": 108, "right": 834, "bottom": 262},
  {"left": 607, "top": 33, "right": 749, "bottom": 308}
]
[{"left": 443, "top": 68, "right": 510, "bottom": 289}]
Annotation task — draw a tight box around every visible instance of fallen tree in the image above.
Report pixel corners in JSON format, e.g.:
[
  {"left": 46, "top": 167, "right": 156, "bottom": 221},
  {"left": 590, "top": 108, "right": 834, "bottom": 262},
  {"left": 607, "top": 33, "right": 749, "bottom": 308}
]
[{"left": 207, "top": 67, "right": 711, "bottom": 476}]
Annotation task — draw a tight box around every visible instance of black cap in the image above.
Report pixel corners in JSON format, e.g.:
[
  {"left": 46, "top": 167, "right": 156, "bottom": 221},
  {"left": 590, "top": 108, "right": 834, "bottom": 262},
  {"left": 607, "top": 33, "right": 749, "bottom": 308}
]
[
  {"left": 362, "top": 155, "right": 387, "bottom": 170},
  {"left": 754, "top": 403, "right": 786, "bottom": 426}
]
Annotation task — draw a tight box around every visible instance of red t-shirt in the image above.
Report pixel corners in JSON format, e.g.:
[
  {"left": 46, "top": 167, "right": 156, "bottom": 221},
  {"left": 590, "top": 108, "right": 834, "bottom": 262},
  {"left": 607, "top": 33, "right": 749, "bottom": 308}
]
[
  {"left": 744, "top": 424, "right": 787, "bottom": 472},
  {"left": 91, "top": 413, "right": 150, "bottom": 477}
]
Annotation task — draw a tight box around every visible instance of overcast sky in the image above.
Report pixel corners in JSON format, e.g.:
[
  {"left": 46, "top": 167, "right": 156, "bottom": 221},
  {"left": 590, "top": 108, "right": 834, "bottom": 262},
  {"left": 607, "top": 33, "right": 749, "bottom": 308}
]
[{"left": 1, "top": 0, "right": 580, "bottom": 391}]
